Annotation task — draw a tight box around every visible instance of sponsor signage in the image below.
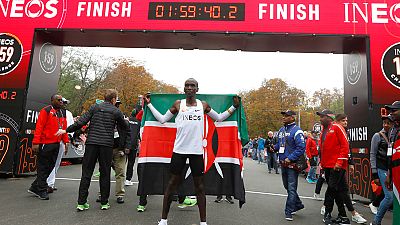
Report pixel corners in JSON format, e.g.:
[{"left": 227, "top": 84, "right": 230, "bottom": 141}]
[{"left": 0, "top": 1, "right": 398, "bottom": 207}]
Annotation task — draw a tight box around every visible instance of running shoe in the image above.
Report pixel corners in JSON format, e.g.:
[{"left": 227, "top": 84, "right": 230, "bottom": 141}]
[
  {"left": 214, "top": 196, "right": 223, "bottom": 203},
  {"left": 125, "top": 180, "right": 134, "bottom": 186},
  {"left": 225, "top": 196, "right": 234, "bottom": 204},
  {"left": 369, "top": 203, "right": 378, "bottom": 215},
  {"left": 320, "top": 206, "right": 326, "bottom": 216},
  {"left": 333, "top": 216, "right": 351, "bottom": 225},
  {"left": 93, "top": 171, "right": 100, "bottom": 178},
  {"left": 178, "top": 197, "right": 197, "bottom": 208},
  {"left": 285, "top": 213, "right": 293, "bottom": 221},
  {"left": 323, "top": 213, "right": 333, "bottom": 225},
  {"left": 158, "top": 219, "right": 168, "bottom": 225},
  {"left": 101, "top": 203, "right": 110, "bottom": 210},
  {"left": 76, "top": 202, "right": 90, "bottom": 211},
  {"left": 351, "top": 212, "right": 367, "bottom": 224},
  {"left": 28, "top": 188, "right": 49, "bottom": 200},
  {"left": 137, "top": 205, "right": 146, "bottom": 212}
]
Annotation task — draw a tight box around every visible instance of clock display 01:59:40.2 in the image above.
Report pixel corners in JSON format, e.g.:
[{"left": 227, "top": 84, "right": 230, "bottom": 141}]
[{"left": 148, "top": 2, "right": 245, "bottom": 21}]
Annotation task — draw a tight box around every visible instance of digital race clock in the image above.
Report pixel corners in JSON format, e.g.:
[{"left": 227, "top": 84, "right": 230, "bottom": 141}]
[{"left": 148, "top": 2, "right": 245, "bottom": 21}]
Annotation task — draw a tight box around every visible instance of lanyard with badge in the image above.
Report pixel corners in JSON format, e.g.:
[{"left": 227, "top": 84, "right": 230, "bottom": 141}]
[
  {"left": 53, "top": 107, "right": 63, "bottom": 129},
  {"left": 387, "top": 128, "right": 399, "bottom": 156},
  {"left": 279, "top": 125, "right": 296, "bottom": 154}
]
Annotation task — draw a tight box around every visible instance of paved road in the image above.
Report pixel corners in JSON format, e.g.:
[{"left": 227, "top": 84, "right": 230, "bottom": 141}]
[{"left": 0, "top": 157, "right": 392, "bottom": 225}]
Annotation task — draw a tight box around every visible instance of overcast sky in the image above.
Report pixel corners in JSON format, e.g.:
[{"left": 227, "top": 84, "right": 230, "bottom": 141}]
[{"left": 84, "top": 47, "right": 344, "bottom": 96}]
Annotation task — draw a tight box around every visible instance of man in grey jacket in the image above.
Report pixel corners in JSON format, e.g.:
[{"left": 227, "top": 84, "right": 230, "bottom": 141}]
[{"left": 56, "top": 89, "right": 130, "bottom": 211}]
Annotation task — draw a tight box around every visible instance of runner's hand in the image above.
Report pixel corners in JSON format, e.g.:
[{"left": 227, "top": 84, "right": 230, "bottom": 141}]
[
  {"left": 373, "top": 178, "right": 381, "bottom": 186},
  {"left": 349, "top": 165, "right": 354, "bottom": 173},
  {"left": 233, "top": 96, "right": 240, "bottom": 108},
  {"left": 385, "top": 175, "right": 392, "bottom": 191},
  {"left": 64, "top": 143, "right": 69, "bottom": 155},
  {"left": 55, "top": 129, "right": 66, "bottom": 136},
  {"left": 333, "top": 164, "right": 341, "bottom": 171},
  {"left": 32, "top": 144, "right": 39, "bottom": 153},
  {"left": 144, "top": 93, "right": 151, "bottom": 104}
]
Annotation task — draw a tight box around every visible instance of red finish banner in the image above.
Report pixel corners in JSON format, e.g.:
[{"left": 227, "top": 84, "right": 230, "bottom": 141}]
[{"left": 1, "top": 0, "right": 400, "bottom": 103}]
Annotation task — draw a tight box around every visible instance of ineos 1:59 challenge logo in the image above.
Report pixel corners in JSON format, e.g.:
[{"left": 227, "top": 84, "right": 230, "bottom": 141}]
[
  {"left": 381, "top": 42, "right": 400, "bottom": 89},
  {"left": 0, "top": 0, "right": 59, "bottom": 18},
  {"left": 39, "top": 43, "right": 57, "bottom": 73},
  {"left": 345, "top": 52, "right": 362, "bottom": 85},
  {"left": 0, "top": 33, "right": 22, "bottom": 76}
]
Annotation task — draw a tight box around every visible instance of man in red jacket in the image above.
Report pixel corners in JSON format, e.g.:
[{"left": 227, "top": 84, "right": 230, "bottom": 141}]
[
  {"left": 28, "top": 94, "right": 69, "bottom": 200},
  {"left": 317, "top": 109, "right": 349, "bottom": 225}
]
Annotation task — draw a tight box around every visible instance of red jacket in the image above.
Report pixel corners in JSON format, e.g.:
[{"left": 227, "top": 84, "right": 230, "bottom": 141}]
[
  {"left": 306, "top": 137, "right": 318, "bottom": 159},
  {"left": 33, "top": 105, "right": 69, "bottom": 145},
  {"left": 319, "top": 122, "right": 349, "bottom": 169}
]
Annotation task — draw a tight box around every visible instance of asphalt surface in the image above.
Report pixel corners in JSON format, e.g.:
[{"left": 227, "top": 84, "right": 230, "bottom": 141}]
[{"left": 0, "top": 157, "right": 393, "bottom": 225}]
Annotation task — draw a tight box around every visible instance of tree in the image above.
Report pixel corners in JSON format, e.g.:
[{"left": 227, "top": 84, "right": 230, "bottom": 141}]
[
  {"left": 83, "top": 59, "right": 179, "bottom": 115},
  {"left": 241, "top": 78, "right": 306, "bottom": 137},
  {"left": 58, "top": 47, "right": 113, "bottom": 115}
]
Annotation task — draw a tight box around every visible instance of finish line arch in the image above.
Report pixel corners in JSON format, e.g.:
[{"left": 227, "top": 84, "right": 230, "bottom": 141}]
[{"left": 0, "top": 0, "right": 399, "bottom": 203}]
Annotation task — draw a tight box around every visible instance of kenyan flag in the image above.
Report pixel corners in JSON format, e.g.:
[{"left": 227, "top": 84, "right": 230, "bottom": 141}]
[{"left": 137, "top": 94, "right": 248, "bottom": 207}]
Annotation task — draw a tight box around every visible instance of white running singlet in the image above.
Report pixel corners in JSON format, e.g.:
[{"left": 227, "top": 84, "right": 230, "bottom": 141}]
[{"left": 173, "top": 99, "right": 204, "bottom": 155}]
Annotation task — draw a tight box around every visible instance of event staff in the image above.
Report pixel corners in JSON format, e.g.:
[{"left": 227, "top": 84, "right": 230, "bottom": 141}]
[
  {"left": 370, "top": 115, "right": 394, "bottom": 225},
  {"left": 334, "top": 114, "right": 367, "bottom": 224},
  {"left": 28, "top": 94, "right": 69, "bottom": 200},
  {"left": 317, "top": 109, "right": 349, "bottom": 225},
  {"left": 56, "top": 89, "right": 130, "bottom": 211},
  {"left": 126, "top": 108, "right": 141, "bottom": 187},
  {"left": 274, "top": 110, "right": 306, "bottom": 221},
  {"left": 369, "top": 101, "right": 400, "bottom": 225},
  {"left": 47, "top": 97, "right": 74, "bottom": 193},
  {"left": 305, "top": 130, "right": 318, "bottom": 183},
  {"left": 144, "top": 78, "right": 239, "bottom": 225},
  {"left": 266, "top": 131, "right": 279, "bottom": 174}
]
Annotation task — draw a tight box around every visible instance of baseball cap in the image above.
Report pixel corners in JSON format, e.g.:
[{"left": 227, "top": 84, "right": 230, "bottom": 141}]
[
  {"left": 116, "top": 97, "right": 122, "bottom": 104},
  {"left": 281, "top": 110, "right": 296, "bottom": 116},
  {"left": 61, "top": 97, "right": 70, "bottom": 104},
  {"left": 316, "top": 109, "right": 335, "bottom": 120},
  {"left": 384, "top": 101, "right": 400, "bottom": 111}
]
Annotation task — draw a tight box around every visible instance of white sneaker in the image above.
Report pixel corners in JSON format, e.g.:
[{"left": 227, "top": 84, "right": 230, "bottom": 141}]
[
  {"left": 369, "top": 203, "right": 378, "bottom": 215},
  {"left": 157, "top": 219, "right": 167, "bottom": 225},
  {"left": 313, "top": 193, "right": 323, "bottom": 201},
  {"left": 320, "top": 206, "right": 325, "bottom": 215},
  {"left": 124, "top": 180, "right": 133, "bottom": 186},
  {"left": 352, "top": 212, "right": 367, "bottom": 224}
]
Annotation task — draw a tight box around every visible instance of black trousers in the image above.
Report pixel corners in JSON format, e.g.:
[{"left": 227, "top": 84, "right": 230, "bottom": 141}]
[
  {"left": 315, "top": 170, "right": 325, "bottom": 194},
  {"left": 78, "top": 144, "right": 113, "bottom": 205},
  {"left": 324, "top": 168, "right": 348, "bottom": 217},
  {"left": 31, "top": 143, "right": 60, "bottom": 193},
  {"left": 125, "top": 150, "right": 137, "bottom": 181}
]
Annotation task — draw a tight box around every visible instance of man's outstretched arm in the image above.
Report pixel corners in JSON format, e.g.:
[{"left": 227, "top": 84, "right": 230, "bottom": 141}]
[
  {"left": 204, "top": 96, "right": 240, "bottom": 122},
  {"left": 144, "top": 94, "right": 178, "bottom": 124}
]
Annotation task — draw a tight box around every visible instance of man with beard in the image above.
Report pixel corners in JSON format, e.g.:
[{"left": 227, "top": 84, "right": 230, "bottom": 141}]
[{"left": 144, "top": 78, "right": 239, "bottom": 225}]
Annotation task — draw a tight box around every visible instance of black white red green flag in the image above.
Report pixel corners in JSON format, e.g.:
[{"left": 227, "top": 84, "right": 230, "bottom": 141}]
[{"left": 137, "top": 94, "right": 248, "bottom": 207}]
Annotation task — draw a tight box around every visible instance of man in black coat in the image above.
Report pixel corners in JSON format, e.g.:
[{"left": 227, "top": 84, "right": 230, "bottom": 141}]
[{"left": 56, "top": 89, "right": 130, "bottom": 211}]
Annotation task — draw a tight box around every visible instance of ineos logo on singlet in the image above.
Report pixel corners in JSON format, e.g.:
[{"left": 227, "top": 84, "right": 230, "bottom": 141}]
[{"left": 183, "top": 115, "right": 202, "bottom": 121}]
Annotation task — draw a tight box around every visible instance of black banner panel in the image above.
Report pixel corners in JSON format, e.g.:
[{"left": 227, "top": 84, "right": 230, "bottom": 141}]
[
  {"left": 14, "top": 34, "right": 62, "bottom": 175},
  {"left": 343, "top": 40, "right": 372, "bottom": 198}
]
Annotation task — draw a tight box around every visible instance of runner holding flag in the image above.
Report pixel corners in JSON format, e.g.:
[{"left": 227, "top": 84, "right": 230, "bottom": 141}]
[{"left": 144, "top": 78, "right": 239, "bottom": 225}]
